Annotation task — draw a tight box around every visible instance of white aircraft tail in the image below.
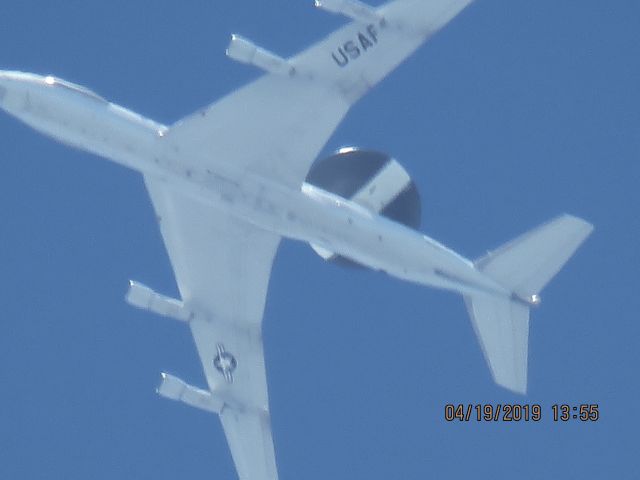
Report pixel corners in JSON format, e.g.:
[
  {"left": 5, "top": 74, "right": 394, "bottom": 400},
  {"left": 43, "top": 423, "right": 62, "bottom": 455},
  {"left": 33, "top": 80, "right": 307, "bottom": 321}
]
[{"left": 464, "top": 214, "right": 593, "bottom": 394}]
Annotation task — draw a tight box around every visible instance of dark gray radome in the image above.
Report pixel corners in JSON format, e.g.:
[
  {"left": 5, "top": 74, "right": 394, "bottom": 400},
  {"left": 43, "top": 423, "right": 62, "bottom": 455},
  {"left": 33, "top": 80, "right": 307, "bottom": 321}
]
[{"left": 306, "top": 147, "right": 422, "bottom": 268}]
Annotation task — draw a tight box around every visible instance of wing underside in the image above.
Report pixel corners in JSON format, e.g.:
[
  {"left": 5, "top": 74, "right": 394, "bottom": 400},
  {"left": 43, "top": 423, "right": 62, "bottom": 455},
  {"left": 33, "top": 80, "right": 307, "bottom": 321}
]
[
  {"left": 144, "top": 177, "right": 281, "bottom": 480},
  {"left": 141, "top": 1, "right": 478, "bottom": 478},
  {"left": 165, "top": 0, "right": 475, "bottom": 188}
]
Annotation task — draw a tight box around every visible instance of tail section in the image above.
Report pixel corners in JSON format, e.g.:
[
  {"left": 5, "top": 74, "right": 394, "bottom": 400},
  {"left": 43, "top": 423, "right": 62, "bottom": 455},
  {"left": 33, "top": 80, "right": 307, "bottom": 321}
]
[
  {"left": 463, "top": 295, "right": 530, "bottom": 394},
  {"left": 465, "top": 214, "right": 593, "bottom": 394},
  {"left": 475, "top": 214, "right": 594, "bottom": 302}
]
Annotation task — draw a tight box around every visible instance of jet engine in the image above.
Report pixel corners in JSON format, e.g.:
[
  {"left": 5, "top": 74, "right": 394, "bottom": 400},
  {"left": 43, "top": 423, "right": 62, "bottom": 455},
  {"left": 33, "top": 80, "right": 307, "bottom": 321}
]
[{"left": 305, "top": 147, "right": 421, "bottom": 267}]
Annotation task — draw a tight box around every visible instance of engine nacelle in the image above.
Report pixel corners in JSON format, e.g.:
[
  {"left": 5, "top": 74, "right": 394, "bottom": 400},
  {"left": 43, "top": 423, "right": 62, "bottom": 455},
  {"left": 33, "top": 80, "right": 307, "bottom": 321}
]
[
  {"left": 226, "top": 34, "right": 294, "bottom": 76},
  {"left": 315, "top": 0, "right": 383, "bottom": 24},
  {"left": 157, "top": 372, "right": 224, "bottom": 414},
  {"left": 125, "top": 280, "right": 192, "bottom": 322},
  {"left": 305, "top": 147, "right": 421, "bottom": 267}
]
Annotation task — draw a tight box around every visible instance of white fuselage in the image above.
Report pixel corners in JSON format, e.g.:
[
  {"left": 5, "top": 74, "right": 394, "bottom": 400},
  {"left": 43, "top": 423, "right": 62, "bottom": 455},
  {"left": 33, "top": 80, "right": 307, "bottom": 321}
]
[{"left": 0, "top": 71, "right": 509, "bottom": 299}]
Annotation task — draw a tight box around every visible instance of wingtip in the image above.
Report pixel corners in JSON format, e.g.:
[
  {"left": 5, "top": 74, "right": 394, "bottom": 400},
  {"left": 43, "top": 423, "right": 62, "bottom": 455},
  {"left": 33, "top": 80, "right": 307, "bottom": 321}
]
[
  {"left": 560, "top": 213, "right": 595, "bottom": 234},
  {"left": 496, "top": 379, "right": 527, "bottom": 396}
]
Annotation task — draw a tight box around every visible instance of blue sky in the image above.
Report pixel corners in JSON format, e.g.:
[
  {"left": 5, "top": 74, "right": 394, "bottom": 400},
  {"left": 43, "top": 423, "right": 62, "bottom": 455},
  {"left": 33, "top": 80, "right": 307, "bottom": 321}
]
[{"left": 0, "top": 0, "right": 638, "bottom": 478}]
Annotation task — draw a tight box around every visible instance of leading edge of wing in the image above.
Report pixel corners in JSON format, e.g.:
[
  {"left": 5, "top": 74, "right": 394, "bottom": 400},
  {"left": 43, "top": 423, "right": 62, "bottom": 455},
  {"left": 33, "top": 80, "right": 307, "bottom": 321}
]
[
  {"left": 143, "top": 177, "right": 281, "bottom": 326},
  {"left": 144, "top": 177, "right": 282, "bottom": 478},
  {"left": 165, "top": 0, "right": 476, "bottom": 187}
]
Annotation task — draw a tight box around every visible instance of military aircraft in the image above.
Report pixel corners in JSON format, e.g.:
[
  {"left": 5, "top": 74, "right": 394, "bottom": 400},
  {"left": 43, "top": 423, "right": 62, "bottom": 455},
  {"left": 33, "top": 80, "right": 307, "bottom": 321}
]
[{"left": 0, "top": 0, "right": 593, "bottom": 478}]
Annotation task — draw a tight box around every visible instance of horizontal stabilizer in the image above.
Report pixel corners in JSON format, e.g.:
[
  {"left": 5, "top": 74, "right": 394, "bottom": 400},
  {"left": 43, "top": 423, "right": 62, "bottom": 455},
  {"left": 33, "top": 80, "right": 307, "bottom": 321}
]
[
  {"left": 475, "top": 214, "right": 593, "bottom": 298},
  {"left": 464, "top": 295, "right": 529, "bottom": 394},
  {"left": 466, "top": 214, "right": 593, "bottom": 394}
]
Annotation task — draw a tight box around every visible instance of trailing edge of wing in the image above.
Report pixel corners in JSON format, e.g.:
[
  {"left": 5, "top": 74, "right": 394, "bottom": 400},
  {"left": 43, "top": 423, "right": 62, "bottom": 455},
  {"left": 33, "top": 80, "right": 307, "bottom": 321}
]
[{"left": 143, "top": 177, "right": 281, "bottom": 480}]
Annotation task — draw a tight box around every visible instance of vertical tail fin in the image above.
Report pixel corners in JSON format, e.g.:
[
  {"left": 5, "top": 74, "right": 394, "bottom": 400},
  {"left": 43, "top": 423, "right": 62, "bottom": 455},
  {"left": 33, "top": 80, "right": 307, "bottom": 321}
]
[{"left": 465, "top": 214, "right": 593, "bottom": 394}]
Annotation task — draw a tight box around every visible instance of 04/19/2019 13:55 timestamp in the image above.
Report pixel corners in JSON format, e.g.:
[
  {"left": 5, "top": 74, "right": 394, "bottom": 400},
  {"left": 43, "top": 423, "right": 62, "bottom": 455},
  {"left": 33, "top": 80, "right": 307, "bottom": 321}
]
[{"left": 444, "top": 404, "right": 600, "bottom": 422}]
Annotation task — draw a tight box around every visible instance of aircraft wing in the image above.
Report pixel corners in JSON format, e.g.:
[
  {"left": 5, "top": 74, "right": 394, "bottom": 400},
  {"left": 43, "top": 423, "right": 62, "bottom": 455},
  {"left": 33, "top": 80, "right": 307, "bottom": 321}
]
[
  {"left": 144, "top": 177, "right": 281, "bottom": 480},
  {"left": 165, "top": 0, "right": 475, "bottom": 188},
  {"left": 144, "top": 2, "right": 476, "bottom": 478}
]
